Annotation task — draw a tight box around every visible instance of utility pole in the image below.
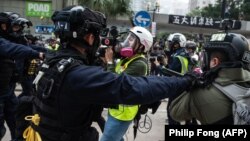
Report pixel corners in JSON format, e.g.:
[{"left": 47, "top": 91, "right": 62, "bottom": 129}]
[{"left": 221, "top": 0, "right": 227, "bottom": 19}]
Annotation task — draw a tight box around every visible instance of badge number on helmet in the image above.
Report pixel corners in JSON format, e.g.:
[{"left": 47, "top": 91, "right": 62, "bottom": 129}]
[{"left": 210, "top": 33, "right": 227, "bottom": 41}]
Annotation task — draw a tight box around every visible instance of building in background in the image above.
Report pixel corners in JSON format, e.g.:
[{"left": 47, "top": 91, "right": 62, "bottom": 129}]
[
  {"left": 131, "top": 0, "right": 189, "bottom": 15},
  {"left": 0, "top": 0, "right": 76, "bottom": 38},
  {"left": 188, "top": 0, "right": 216, "bottom": 12},
  {"left": 1, "top": 0, "right": 250, "bottom": 39}
]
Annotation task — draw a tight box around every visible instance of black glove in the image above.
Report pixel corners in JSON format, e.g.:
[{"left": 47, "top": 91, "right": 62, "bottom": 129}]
[{"left": 183, "top": 71, "right": 204, "bottom": 91}]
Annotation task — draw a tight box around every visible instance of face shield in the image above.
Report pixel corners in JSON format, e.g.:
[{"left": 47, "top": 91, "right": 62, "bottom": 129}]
[
  {"left": 86, "top": 35, "right": 101, "bottom": 65},
  {"left": 185, "top": 48, "right": 195, "bottom": 56},
  {"left": 200, "top": 50, "right": 210, "bottom": 72},
  {"left": 115, "top": 32, "right": 139, "bottom": 57},
  {"left": 165, "top": 41, "right": 172, "bottom": 51}
]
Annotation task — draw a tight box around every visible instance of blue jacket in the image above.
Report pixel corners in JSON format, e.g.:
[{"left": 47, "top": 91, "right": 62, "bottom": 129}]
[
  {"left": 57, "top": 48, "right": 191, "bottom": 107},
  {"left": 0, "top": 37, "right": 40, "bottom": 59},
  {"left": 34, "top": 47, "right": 193, "bottom": 140}
]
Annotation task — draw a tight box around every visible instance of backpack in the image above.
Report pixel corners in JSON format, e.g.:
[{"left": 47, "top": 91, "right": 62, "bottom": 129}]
[{"left": 213, "top": 82, "right": 250, "bottom": 125}]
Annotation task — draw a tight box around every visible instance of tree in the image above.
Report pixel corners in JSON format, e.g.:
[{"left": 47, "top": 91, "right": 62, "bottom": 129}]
[
  {"left": 241, "top": 0, "right": 250, "bottom": 20},
  {"left": 187, "top": 7, "right": 202, "bottom": 17},
  {"left": 78, "top": 0, "right": 132, "bottom": 18},
  {"left": 201, "top": 3, "right": 221, "bottom": 18},
  {"left": 191, "top": 0, "right": 246, "bottom": 20}
]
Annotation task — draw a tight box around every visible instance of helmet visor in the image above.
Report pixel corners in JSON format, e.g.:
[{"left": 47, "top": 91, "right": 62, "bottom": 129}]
[
  {"left": 122, "top": 32, "right": 138, "bottom": 49},
  {"left": 200, "top": 50, "right": 210, "bottom": 71}
]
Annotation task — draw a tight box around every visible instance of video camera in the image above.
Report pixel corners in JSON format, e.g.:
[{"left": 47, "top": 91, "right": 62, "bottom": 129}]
[
  {"left": 101, "top": 37, "right": 117, "bottom": 47},
  {"left": 100, "top": 26, "right": 119, "bottom": 47},
  {"left": 97, "top": 26, "right": 128, "bottom": 58},
  {"left": 149, "top": 55, "right": 164, "bottom": 62}
]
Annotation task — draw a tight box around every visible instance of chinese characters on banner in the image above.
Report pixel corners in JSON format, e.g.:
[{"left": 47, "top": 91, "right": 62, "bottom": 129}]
[{"left": 169, "top": 15, "right": 241, "bottom": 30}]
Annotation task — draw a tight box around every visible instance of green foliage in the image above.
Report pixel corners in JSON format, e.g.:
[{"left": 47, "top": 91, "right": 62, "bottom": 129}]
[
  {"left": 241, "top": 0, "right": 250, "bottom": 20},
  {"left": 187, "top": 7, "right": 202, "bottom": 17},
  {"left": 78, "top": 0, "right": 132, "bottom": 18},
  {"left": 201, "top": 4, "right": 221, "bottom": 18},
  {"left": 186, "top": 0, "right": 249, "bottom": 20}
]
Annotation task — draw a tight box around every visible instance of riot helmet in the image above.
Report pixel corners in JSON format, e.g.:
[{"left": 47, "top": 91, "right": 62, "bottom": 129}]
[
  {"left": 185, "top": 40, "right": 197, "bottom": 54},
  {"left": 116, "top": 26, "right": 153, "bottom": 57},
  {"left": 168, "top": 33, "right": 186, "bottom": 47},
  {"left": 0, "top": 12, "right": 20, "bottom": 37},
  {"left": 185, "top": 40, "right": 199, "bottom": 64},
  {"left": 9, "top": 17, "right": 33, "bottom": 39},
  {"left": 52, "top": 5, "right": 106, "bottom": 45},
  {"left": 51, "top": 5, "right": 107, "bottom": 64},
  {"left": 167, "top": 33, "right": 186, "bottom": 51},
  {"left": 201, "top": 32, "right": 250, "bottom": 71}
]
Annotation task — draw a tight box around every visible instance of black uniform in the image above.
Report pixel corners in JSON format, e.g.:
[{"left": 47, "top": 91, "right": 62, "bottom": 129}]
[
  {"left": 32, "top": 42, "right": 193, "bottom": 141},
  {"left": 0, "top": 37, "right": 41, "bottom": 139}
]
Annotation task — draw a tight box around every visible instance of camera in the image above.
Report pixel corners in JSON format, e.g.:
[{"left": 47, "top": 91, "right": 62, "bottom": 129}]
[
  {"left": 157, "top": 55, "right": 164, "bottom": 62},
  {"left": 101, "top": 37, "right": 118, "bottom": 47},
  {"left": 96, "top": 46, "right": 109, "bottom": 58},
  {"left": 100, "top": 26, "right": 122, "bottom": 47},
  {"left": 149, "top": 57, "right": 156, "bottom": 62}
]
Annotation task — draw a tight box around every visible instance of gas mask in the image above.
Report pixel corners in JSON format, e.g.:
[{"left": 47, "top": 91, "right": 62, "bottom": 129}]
[{"left": 115, "top": 32, "right": 138, "bottom": 58}]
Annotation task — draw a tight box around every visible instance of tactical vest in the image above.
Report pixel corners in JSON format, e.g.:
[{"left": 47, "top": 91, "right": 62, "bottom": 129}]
[
  {"left": 176, "top": 55, "right": 189, "bottom": 74},
  {"left": 32, "top": 56, "right": 98, "bottom": 141},
  {"left": 109, "top": 54, "right": 147, "bottom": 121}
]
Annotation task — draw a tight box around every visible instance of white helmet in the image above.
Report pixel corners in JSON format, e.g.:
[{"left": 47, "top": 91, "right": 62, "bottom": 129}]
[
  {"left": 130, "top": 26, "right": 153, "bottom": 53},
  {"left": 167, "top": 33, "right": 186, "bottom": 47}
]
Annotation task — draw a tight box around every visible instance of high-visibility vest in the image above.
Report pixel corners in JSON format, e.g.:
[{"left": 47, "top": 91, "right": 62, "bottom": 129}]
[
  {"left": 109, "top": 54, "right": 147, "bottom": 121},
  {"left": 47, "top": 44, "right": 59, "bottom": 51},
  {"left": 176, "top": 55, "right": 189, "bottom": 74}
]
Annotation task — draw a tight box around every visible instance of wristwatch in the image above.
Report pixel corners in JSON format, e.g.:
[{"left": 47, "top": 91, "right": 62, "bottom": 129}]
[{"left": 107, "top": 61, "right": 113, "bottom": 65}]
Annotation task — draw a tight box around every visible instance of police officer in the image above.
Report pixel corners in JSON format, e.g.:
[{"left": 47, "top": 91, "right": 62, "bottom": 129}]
[
  {"left": 28, "top": 6, "right": 197, "bottom": 141},
  {"left": 161, "top": 33, "right": 190, "bottom": 125},
  {"left": 167, "top": 33, "right": 189, "bottom": 74},
  {"left": 100, "top": 26, "right": 153, "bottom": 141},
  {"left": 6, "top": 17, "right": 47, "bottom": 141},
  {"left": 0, "top": 12, "right": 44, "bottom": 140},
  {"left": 170, "top": 32, "right": 250, "bottom": 124}
]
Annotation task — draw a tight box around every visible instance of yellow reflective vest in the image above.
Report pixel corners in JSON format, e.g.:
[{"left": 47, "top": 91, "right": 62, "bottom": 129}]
[
  {"left": 176, "top": 55, "right": 189, "bottom": 74},
  {"left": 47, "top": 44, "right": 59, "bottom": 51},
  {"left": 109, "top": 54, "right": 147, "bottom": 121}
]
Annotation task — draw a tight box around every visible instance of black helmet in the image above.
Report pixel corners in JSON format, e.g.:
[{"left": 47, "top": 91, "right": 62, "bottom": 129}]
[
  {"left": 0, "top": 12, "right": 20, "bottom": 36},
  {"left": 0, "top": 12, "right": 20, "bottom": 24},
  {"left": 9, "top": 17, "right": 33, "bottom": 38},
  {"left": 11, "top": 17, "right": 32, "bottom": 29},
  {"left": 52, "top": 5, "right": 106, "bottom": 43},
  {"left": 202, "top": 32, "right": 249, "bottom": 70}
]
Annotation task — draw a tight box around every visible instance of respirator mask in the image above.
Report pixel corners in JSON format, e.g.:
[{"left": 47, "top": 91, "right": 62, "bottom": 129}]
[{"left": 115, "top": 32, "right": 138, "bottom": 58}]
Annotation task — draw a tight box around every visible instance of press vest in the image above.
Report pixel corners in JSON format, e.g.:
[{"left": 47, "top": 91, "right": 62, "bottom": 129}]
[
  {"left": 176, "top": 55, "right": 189, "bottom": 74},
  {"left": 47, "top": 44, "right": 59, "bottom": 51},
  {"left": 109, "top": 54, "right": 147, "bottom": 121}
]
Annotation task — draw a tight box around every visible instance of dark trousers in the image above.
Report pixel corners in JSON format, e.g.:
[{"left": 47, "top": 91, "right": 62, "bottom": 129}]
[
  {"left": 0, "top": 62, "right": 15, "bottom": 140},
  {"left": 5, "top": 86, "right": 18, "bottom": 140},
  {"left": 15, "top": 76, "right": 34, "bottom": 140}
]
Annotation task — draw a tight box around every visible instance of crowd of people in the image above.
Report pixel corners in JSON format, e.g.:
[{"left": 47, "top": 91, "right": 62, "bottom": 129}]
[{"left": 0, "top": 5, "right": 250, "bottom": 141}]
